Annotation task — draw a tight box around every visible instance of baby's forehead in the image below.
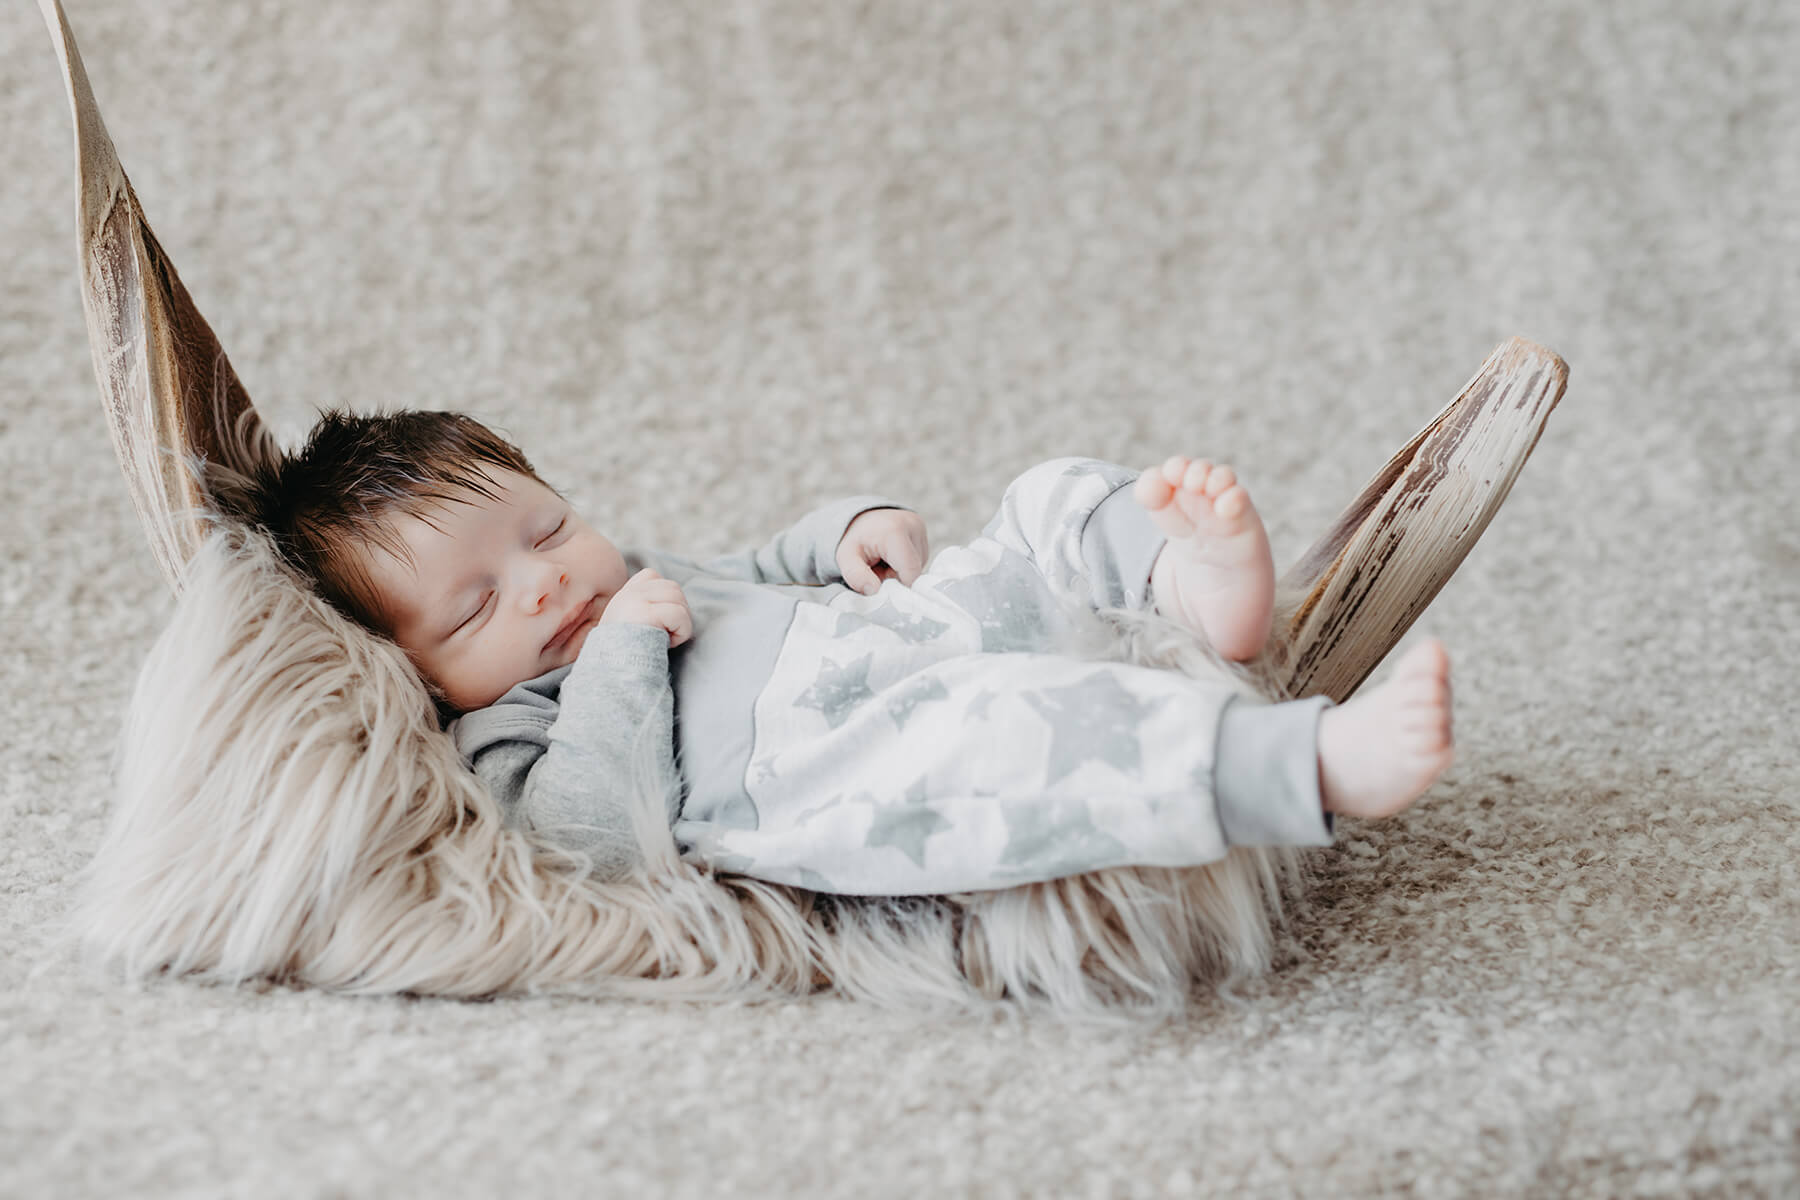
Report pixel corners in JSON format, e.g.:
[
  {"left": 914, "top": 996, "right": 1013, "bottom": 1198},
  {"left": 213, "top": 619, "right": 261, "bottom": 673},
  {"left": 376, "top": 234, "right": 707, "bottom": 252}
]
[
  {"left": 375, "top": 474, "right": 554, "bottom": 567},
  {"left": 379, "top": 495, "right": 494, "bottom": 564},
  {"left": 398, "top": 472, "right": 541, "bottom": 532}
]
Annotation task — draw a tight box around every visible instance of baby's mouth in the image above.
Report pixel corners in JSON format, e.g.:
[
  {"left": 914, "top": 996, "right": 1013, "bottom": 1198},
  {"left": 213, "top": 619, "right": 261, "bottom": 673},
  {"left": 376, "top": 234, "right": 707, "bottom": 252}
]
[{"left": 545, "top": 597, "right": 599, "bottom": 654}]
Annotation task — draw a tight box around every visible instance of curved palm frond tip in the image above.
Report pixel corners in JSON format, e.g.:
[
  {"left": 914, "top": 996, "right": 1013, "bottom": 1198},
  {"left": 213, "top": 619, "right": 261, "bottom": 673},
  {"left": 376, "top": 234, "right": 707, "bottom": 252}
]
[
  {"left": 1275, "top": 337, "right": 1567, "bottom": 703},
  {"left": 39, "top": 0, "right": 278, "bottom": 594}
]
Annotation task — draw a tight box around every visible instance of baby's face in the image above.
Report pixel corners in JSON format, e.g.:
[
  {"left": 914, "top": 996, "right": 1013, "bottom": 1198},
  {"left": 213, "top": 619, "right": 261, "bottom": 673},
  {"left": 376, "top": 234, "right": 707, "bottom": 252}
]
[{"left": 364, "top": 470, "right": 630, "bottom": 712}]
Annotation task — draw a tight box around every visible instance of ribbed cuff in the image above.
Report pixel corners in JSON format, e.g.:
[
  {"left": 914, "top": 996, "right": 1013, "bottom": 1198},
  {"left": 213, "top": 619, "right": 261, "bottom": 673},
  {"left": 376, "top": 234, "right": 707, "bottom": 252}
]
[{"left": 1213, "top": 694, "right": 1336, "bottom": 846}]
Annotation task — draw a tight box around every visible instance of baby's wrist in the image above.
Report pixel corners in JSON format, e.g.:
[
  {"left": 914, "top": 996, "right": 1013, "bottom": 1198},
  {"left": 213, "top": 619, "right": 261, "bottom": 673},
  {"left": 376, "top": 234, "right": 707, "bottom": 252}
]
[
  {"left": 565, "top": 621, "right": 670, "bottom": 679},
  {"left": 584, "top": 620, "right": 668, "bottom": 649}
]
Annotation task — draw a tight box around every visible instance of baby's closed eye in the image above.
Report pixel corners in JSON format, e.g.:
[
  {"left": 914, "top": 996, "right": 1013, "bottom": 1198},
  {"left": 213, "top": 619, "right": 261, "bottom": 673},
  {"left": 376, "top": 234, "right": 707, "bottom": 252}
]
[{"left": 453, "top": 592, "right": 493, "bottom": 634}]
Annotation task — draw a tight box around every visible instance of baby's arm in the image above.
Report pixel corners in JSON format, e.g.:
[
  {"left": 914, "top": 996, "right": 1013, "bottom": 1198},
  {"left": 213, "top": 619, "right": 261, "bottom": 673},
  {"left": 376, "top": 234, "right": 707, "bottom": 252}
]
[
  {"left": 697, "top": 494, "right": 915, "bottom": 586},
  {"left": 449, "top": 624, "right": 677, "bottom": 879}
]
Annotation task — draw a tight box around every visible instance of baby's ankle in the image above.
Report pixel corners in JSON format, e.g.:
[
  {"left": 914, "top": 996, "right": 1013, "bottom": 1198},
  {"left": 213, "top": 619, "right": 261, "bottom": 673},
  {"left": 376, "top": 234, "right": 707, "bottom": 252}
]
[{"left": 1149, "top": 546, "right": 1274, "bottom": 662}]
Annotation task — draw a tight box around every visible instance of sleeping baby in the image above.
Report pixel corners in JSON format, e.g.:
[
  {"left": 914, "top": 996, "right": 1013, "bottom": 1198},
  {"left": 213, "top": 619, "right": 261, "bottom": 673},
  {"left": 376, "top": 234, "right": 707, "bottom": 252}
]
[{"left": 251, "top": 410, "right": 1453, "bottom": 895}]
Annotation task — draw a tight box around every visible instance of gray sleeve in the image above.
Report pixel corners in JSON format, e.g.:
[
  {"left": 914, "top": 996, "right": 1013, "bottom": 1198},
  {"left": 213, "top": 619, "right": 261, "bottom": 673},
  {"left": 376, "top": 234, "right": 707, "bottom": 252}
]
[
  {"left": 697, "top": 495, "right": 910, "bottom": 585},
  {"left": 1212, "top": 694, "right": 1336, "bottom": 846},
  {"left": 449, "top": 623, "right": 678, "bottom": 880}
]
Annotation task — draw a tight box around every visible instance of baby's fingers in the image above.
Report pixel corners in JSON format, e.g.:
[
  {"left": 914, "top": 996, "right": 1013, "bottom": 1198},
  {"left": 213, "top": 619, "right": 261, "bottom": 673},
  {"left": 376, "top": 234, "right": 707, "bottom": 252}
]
[
  {"left": 626, "top": 574, "right": 685, "bottom": 604},
  {"left": 664, "top": 600, "right": 694, "bottom": 647},
  {"left": 842, "top": 554, "right": 882, "bottom": 596},
  {"left": 886, "top": 533, "right": 927, "bottom": 586}
]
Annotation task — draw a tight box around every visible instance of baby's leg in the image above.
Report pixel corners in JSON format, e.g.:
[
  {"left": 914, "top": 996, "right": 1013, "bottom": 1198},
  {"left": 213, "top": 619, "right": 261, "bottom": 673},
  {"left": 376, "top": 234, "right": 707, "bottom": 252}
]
[
  {"left": 971, "top": 459, "right": 1167, "bottom": 618},
  {"left": 1134, "top": 456, "right": 1275, "bottom": 662},
  {"left": 684, "top": 647, "right": 1344, "bottom": 897},
  {"left": 969, "top": 455, "right": 1277, "bottom": 661}
]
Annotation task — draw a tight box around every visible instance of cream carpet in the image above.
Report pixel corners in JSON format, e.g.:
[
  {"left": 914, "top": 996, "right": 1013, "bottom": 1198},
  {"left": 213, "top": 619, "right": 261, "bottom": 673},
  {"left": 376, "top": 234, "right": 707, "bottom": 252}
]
[{"left": 4, "top": 1, "right": 1796, "bottom": 1195}]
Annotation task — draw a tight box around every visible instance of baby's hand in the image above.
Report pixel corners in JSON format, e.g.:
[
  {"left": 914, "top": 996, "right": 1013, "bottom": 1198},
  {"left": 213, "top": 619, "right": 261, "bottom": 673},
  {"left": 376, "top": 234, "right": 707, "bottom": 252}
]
[
  {"left": 598, "top": 568, "right": 692, "bottom": 647},
  {"left": 837, "top": 509, "right": 929, "bottom": 595}
]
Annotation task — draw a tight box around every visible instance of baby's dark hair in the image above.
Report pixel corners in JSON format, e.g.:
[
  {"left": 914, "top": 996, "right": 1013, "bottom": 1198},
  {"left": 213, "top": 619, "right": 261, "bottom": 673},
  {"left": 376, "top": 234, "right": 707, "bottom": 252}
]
[{"left": 248, "top": 409, "right": 551, "bottom": 634}]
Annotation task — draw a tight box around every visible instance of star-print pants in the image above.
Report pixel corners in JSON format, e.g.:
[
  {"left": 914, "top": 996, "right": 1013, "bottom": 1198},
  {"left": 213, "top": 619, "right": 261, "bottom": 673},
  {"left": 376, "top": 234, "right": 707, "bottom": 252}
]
[{"left": 677, "top": 457, "right": 1333, "bottom": 896}]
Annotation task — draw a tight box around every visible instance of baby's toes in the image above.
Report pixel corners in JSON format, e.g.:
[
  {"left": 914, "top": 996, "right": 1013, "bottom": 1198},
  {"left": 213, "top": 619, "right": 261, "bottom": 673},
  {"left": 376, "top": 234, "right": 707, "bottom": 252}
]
[
  {"left": 1402, "top": 693, "right": 1455, "bottom": 753},
  {"left": 1175, "top": 486, "right": 1216, "bottom": 528},
  {"left": 1134, "top": 468, "right": 1174, "bottom": 510},
  {"left": 1211, "top": 486, "right": 1249, "bottom": 521},
  {"left": 1399, "top": 670, "right": 1450, "bottom": 711},
  {"left": 1179, "top": 459, "right": 1214, "bottom": 493},
  {"left": 1403, "top": 680, "right": 1454, "bottom": 742},
  {"left": 1200, "top": 464, "right": 1237, "bottom": 499},
  {"left": 1136, "top": 468, "right": 1196, "bottom": 535},
  {"left": 1395, "top": 637, "right": 1451, "bottom": 681}
]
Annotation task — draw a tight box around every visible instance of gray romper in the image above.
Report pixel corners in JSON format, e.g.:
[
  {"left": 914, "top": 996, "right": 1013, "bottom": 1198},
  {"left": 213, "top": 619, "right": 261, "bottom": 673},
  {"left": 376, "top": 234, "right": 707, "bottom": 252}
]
[{"left": 451, "top": 458, "right": 1334, "bottom": 895}]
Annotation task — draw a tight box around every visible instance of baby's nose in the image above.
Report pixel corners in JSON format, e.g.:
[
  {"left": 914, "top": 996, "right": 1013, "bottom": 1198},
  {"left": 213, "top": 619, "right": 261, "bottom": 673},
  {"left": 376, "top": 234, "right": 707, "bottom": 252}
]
[{"left": 525, "top": 566, "right": 570, "bottom": 612}]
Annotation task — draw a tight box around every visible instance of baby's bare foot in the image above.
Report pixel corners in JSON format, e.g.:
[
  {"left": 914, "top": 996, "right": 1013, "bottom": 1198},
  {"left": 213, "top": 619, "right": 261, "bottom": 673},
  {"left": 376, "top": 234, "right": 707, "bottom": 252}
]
[
  {"left": 1317, "top": 639, "right": 1456, "bottom": 819},
  {"left": 1136, "top": 455, "right": 1275, "bottom": 661}
]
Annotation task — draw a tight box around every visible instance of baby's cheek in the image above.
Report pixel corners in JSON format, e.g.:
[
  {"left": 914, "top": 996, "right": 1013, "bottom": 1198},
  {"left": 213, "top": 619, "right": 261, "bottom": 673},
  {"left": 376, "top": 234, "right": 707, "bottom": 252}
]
[{"left": 429, "top": 645, "right": 502, "bottom": 712}]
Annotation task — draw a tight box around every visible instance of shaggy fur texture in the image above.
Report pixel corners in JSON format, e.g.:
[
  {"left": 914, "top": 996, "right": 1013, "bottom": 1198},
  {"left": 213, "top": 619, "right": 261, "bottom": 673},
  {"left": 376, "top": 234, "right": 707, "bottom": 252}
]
[{"left": 75, "top": 522, "right": 1314, "bottom": 1022}]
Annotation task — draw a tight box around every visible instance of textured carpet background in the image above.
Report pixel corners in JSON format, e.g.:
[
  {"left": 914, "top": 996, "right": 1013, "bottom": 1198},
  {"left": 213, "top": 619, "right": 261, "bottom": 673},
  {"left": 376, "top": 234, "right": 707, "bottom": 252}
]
[{"left": 3, "top": 1, "right": 1796, "bottom": 1195}]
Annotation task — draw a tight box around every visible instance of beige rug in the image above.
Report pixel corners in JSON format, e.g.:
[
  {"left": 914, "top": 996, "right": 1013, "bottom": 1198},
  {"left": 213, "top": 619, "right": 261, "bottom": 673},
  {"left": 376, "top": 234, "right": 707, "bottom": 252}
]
[{"left": 4, "top": 1, "right": 1796, "bottom": 1194}]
